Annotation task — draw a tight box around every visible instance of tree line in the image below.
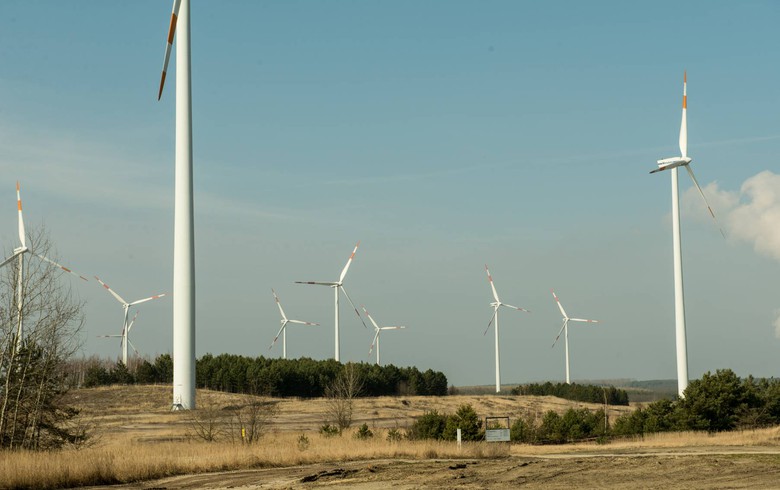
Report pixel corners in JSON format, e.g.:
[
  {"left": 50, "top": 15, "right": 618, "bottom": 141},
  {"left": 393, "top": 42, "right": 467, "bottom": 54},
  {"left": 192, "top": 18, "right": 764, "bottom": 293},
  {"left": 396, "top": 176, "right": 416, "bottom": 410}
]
[
  {"left": 77, "top": 353, "right": 449, "bottom": 397},
  {"left": 511, "top": 382, "right": 630, "bottom": 406},
  {"left": 612, "top": 369, "right": 780, "bottom": 435}
]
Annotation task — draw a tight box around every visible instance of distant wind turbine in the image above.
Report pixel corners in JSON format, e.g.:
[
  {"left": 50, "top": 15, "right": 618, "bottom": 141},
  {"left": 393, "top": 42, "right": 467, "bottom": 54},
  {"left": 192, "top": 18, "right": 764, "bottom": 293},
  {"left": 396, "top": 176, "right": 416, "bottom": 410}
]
[
  {"left": 295, "top": 242, "right": 367, "bottom": 362},
  {"left": 98, "top": 311, "right": 139, "bottom": 364},
  {"left": 551, "top": 289, "right": 598, "bottom": 384},
  {"left": 362, "top": 305, "right": 405, "bottom": 366},
  {"left": 95, "top": 276, "right": 167, "bottom": 366},
  {"left": 0, "top": 182, "right": 88, "bottom": 349},
  {"left": 157, "top": 0, "right": 196, "bottom": 409},
  {"left": 269, "top": 289, "right": 319, "bottom": 359},
  {"left": 650, "top": 72, "right": 725, "bottom": 398},
  {"left": 483, "top": 265, "right": 529, "bottom": 393}
]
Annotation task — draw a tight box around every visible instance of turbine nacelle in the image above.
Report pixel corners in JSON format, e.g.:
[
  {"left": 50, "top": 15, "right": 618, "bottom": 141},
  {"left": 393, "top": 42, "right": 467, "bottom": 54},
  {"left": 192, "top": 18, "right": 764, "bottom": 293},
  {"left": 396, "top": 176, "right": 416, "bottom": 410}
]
[{"left": 651, "top": 156, "right": 692, "bottom": 174}]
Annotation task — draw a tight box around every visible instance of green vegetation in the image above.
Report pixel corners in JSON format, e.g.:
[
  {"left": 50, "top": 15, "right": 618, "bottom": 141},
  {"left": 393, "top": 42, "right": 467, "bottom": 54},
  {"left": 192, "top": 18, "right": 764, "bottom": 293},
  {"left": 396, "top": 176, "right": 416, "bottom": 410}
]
[
  {"left": 407, "top": 404, "right": 484, "bottom": 441},
  {"left": 407, "top": 370, "right": 780, "bottom": 444},
  {"left": 512, "top": 408, "right": 608, "bottom": 444},
  {"left": 613, "top": 369, "right": 780, "bottom": 435},
  {"left": 511, "top": 382, "right": 629, "bottom": 406},
  {"left": 79, "top": 354, "right": 448, "bottom": 397}
]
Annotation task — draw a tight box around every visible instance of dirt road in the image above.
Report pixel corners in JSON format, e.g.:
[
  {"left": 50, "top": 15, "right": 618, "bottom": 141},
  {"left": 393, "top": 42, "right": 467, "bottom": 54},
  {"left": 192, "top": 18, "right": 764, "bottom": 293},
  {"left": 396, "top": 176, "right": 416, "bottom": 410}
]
[{"left": 91, "top": 450, "right": 780, "bottom": 489}]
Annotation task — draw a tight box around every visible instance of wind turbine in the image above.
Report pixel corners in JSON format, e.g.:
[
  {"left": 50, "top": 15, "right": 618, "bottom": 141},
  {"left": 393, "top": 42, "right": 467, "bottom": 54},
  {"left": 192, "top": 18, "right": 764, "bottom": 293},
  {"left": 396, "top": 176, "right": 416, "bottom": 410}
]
[
  {"left": 157, "top": 0, "right": 196, "bottom": 409},
  {"left": 0, "top": 182, "right": 88, "bottom": 349},
  {"left": 551, "top": 290, "right": 598, "bottom": 385},
  {"left": 295, "top": 242, "right": 367, "bottom": 362},
  {"left": 649, "top": 72, "right": 725, "bottom": 398},
  {"left": 97, "top": 311, "right": 140, "bottom": 364},
  {"left": 94, "top": 276, "right": 167, "bottom": 366},
  {"left": 362, "top": 305, "right": 405, "bottom": 366},
  {"left": 483, "top": 265, "right": 529, "bottom": 393},
  {"left": 269, "top": 289, "right": 319, "bottom": 359}
]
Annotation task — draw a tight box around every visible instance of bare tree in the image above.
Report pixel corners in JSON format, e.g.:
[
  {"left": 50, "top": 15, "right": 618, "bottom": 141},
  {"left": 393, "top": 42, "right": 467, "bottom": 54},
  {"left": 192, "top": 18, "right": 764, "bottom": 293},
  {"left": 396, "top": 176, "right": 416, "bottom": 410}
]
[
  {"left": 186, "top": 400, "right": 227, "bottom": 442},
  {"left": 0, "top": 229, "right": 86, "bottom": 449},
  {"left": 324, "top": 363, "right": 364, "bottom": 431},
  {"left": 227, "top": 396, "right": 278, "bottom": 444}
]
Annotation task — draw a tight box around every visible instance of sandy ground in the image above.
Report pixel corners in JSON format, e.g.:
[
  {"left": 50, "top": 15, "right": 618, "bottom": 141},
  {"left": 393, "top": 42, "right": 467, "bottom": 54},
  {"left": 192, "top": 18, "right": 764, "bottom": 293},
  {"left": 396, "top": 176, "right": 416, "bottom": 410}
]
[
  {"left": 86, "top": 449, "right": 780, "bottom": 489},
  {"left": 67, "top": 386, "right": 780, "bottom": 489}
]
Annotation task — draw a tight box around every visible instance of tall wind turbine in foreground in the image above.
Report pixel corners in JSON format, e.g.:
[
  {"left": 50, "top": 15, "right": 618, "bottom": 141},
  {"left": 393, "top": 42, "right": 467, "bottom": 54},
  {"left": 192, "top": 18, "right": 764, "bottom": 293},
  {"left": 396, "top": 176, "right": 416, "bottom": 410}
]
[
  {"left": 0, "top": 183, "right": 88, "bottom": 349},
  {"left": 483, "top": 265, "right": 529, "bottom": 393},
  {"left": 269, "top": 289, "right": 319, "bottom": 359},
  {"left": 157, "top": 0, "right": 196, "bottom": 409},
  {"left": 95, "top": 276, "right": 167, "bottom": 366},
  {"left": 296, "top": 242, "right": 366, "bottom": 361},
  {"left": 98, "top": 311, "right": 139, "bottom": 364},
  {"left": 362, "top": 305, "right": 406, "bottom": 366},
  {"left": 551, "top": 290, "right": 598, "bottom": 384},
  {"left": 650, "top": 72, "right": 725, "bottom": 398}
]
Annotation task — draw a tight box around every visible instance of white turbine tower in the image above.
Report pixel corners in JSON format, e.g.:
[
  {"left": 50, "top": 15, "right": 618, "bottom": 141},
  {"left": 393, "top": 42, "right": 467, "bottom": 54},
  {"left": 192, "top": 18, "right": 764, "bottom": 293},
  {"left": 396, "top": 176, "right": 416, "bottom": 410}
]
[
  {"left": 483, "top": 265, "right": 529, "bottom": 393},
  {"left": 95, "top": 276, "right": 167, "bottom": 366},
  {"left": 269, "top": 289, "right": 319, "bottom": 359},
  {"left": 98, "top": 311, "right": 139, "bottom": 364},
  {"left": 295, "top": 242, "right": 367, "bottom": 362},
  {"left": 0, "top": 182, "right": 88, "bottom": 349},
  {"left": 362, "top": 305, "right": 405, "bottom": 366},
  {"left": 650, "top": 72, "right": 725, "bottom": 398},
  {"left": 551, "top": 290, "right": 598, "bottom": 385},
  {"left": 157, "top": 0, "right": 196, "bottom": 409}
]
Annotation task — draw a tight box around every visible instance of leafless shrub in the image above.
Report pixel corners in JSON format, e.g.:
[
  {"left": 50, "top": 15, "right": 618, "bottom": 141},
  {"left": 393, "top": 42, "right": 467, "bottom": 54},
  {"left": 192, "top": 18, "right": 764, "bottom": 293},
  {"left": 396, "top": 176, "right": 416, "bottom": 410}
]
[
  {"left": 227, "top": 397, "right": 278, "bottom": 445},
  {"left": 324, "top": 363, "right": 363, "bottom": 430}
]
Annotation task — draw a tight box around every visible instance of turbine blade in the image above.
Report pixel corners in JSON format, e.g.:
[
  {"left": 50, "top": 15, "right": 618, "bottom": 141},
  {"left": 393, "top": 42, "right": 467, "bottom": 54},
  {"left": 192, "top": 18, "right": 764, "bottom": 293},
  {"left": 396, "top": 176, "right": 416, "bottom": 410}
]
[
  {"left": 368, "top": 329, "right": 380, "bottom": 357},
  {"left": 295, "top": 281, "right": 338, "bottom": 286},
  {"left": 34, "top": 254, "right": 89, "bottom": 281},
  {"left": 127, "top": 311, "right": 139, "bottom": 333},
  {"left": 679, "top": 71, "right": 688, "bottom": 158},
  {"left": 340, "top": 285, "right": 368, "bottom": 329},
  {"left": 485, "top": 264, "right": 500, "bottom": 303},
  {"left": 551, "top": 289, "right": 568, "bottom": 318},
  {"left": 128, "top": 293, "right": 166, "bottom": 307},
  {"left": 158, "top": 0, "right": 182, "bottom": 100},
  {"left": 501, "top": 303, "right": 530, "bottom": 313},
  {"left": 97, "top": 335, "right": 122, "bottom": 338},
  {"left": 483, "top": 308, "right": 498, "bottom": 336},
  {"left": 338, "top": 241, "right": 360, "bottom": 283},
  {"left": 94, "top": 276, "right": 128, "bottom": 305},
  {"left": 570, "top": 318, "right": 599, "bottom": 323},
  {"left": 269, "top": 321, "right": 288, "bottom": 350},
  {"left": 381, "top": 326, "right": 406, "bottom": 330},
  {"left": 361, "top": 305, "right": 381, "bottom": 330},
  {"left": 0, "top": 251, "right": 22, "bottom": 269},
  {"left": 685, "top": 165, "right": 727, "bottom": 238},
  {"left": 551, "top": 319, "right": 568, "bottom": 348},
  {"left": 128, "top": 339, "right": 140, "bottom": 357},
  {"left": 16, "top": 182, "right": 26, "bottom": 249},
  {"left": 287, "top": 319, "right": 319, "bottom": 326},
  {"left": 272, "top": 288, "right": 288, "bottom": 320}
]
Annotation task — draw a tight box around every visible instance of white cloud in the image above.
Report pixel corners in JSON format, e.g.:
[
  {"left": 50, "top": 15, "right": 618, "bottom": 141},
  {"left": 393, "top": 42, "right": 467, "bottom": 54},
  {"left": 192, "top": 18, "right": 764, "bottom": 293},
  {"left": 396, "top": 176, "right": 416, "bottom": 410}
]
[
  {"left": 683, "top": 170, "right": 780, "bottom": 262},
  {"left": 683, "top": 170, "right": 780, "bottom": 339}
]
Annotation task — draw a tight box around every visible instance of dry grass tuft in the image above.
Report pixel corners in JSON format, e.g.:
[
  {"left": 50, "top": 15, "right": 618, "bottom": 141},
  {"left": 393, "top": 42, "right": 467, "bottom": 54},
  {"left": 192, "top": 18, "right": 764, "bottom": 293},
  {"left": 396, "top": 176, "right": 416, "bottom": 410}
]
[{"left": 0, "top": 430, "right": 507, "bottom": 489}]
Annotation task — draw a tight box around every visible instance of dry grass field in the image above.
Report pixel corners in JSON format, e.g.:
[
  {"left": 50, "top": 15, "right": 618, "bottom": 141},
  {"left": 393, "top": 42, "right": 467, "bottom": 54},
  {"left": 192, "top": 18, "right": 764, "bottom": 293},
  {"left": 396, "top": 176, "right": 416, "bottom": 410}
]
[{"left": 2, "top": 385, "right": 780, "bottom": 489}]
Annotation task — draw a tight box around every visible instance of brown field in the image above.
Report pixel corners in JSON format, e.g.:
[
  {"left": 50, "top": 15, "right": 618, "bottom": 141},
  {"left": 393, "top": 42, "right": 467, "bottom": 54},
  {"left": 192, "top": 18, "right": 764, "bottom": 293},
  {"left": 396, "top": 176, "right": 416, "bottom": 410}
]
[{"left": 1, "top": 385, "right": 779, "bottom": 489}]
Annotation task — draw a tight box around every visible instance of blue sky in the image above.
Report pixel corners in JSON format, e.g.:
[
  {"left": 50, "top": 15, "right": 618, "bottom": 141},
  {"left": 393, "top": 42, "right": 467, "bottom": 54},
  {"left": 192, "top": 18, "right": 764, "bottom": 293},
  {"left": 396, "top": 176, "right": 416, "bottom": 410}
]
[{"left": 0, "top": 1, "right": 778, "bottom": 386}]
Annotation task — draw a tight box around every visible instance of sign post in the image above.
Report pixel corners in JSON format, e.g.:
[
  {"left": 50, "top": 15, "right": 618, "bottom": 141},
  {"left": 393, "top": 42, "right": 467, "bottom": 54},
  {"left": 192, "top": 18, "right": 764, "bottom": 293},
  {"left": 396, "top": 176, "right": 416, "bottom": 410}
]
[{"left": 484, "top": 416, "right": 511, "bottom": 442}]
